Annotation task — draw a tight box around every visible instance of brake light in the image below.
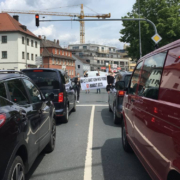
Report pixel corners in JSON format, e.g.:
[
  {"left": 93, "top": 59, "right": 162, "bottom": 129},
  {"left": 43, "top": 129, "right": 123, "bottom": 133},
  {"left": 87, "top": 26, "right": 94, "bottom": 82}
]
[
  {"left": 58, "top": 93, "right": 64, "bottom": 102},
  {"left": 118, "top": 90, "right": 125, "bottom": 96},
  {"left": 0, "top": 114, "right": 6, "bottom": 128},
  {"left": 33, "top": 70, "right": 43, "bottom": 72}
]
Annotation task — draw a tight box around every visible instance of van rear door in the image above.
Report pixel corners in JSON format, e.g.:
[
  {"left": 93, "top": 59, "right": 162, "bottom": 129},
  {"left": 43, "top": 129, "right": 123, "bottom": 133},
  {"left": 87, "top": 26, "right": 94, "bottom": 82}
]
[{"left": 22, "top": 69, "right": 60, "bottom": 103}]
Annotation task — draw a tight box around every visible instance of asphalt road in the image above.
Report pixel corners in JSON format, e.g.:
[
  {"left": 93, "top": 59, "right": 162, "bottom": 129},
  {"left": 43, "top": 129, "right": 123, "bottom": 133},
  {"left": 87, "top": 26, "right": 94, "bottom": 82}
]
[{"left": 26, "top": 89, "right": 151, "bottom": 180}]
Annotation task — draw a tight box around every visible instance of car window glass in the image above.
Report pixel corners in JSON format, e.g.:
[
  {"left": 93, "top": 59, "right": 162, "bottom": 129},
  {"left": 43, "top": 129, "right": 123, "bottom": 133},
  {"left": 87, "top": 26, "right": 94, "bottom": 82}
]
[
  {"left": 59, "top": 72, "right": 65, "bottom": 84},
  {"left": 23, "top": 79, "right": 42, "bottom": 103},
  {"left": 23, "top": 71, "right": 59, "bottom": 89},
  {"left": 129, "top": 62, "right": 143, "bottom": 95},
  {"left": 0, "top": 96, "right": 13, "bottom": 107},
  {"left": 0, "top": 82, "right": 7, "bottom": 99},
  {"left": 124, "top": 75, "right": 131, "bottom": 87},
  {"left": 138, "top": 52, "right": 166, "bottom": 99},
  {"left": 7, "top": 79, "right": 29, "bottom": 105}
]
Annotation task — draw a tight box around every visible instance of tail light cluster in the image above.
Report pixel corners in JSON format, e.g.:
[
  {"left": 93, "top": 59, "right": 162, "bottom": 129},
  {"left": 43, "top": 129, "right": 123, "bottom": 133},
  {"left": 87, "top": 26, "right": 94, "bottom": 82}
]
[
  {"left": 118, "top": 90, "right": 125, "bottom": 96},
  {"left": 58, "top": 93, "right": 64, "bottom": 102},
  {"left": 0, "top": 114, "right": 6, "bottom": 128}
]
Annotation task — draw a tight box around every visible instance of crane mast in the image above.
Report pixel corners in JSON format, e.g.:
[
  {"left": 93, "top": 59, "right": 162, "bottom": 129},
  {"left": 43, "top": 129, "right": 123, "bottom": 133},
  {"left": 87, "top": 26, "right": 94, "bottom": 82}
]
[{"left": 2, "top": 4, "right": 111, "bottom": 44}]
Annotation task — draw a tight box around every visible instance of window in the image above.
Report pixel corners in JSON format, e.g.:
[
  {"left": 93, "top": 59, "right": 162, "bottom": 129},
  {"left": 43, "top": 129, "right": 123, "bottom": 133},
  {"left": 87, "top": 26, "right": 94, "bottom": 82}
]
[
  {"left": 66, "top": 52, "right": 67, "bottom": 56},
  {"left": 27, "top": 38, "right": 29, "bottom": 45},
  {"left": 72, "top": 70, "right": 74, "bottom": 75},
  {"left": 69, "top": 70, "right": 71, "bottom": 75},
  {"left": 2, "top": 36, "right": 7, "bottom": 43},
  {"left": 23, "top": 79, "right": 42, "bottom": 103},
  {"left": 31, "top": 40, "right": 33, "bottom": 47},
  {"left": 68, "top": 52, "right": 70, "bottom": 56},
  {"left": 78, "top": 65, "right": 80, "bottom": 69},
  {"left": 2, "top": 51, "right": 7, "bottom": 59},
  {"left": 22, "top": 37, "right": 24, "bottom": 44},
  {"left": 0, "top": 83, "right": 7, "bottom": 98},
  {"left": 35, "top": 54, "right": 37, "bottom": 59},
  {"left": 56, "top": 59, "right": 58, "bottom": 64},
  {"left": 7, "top": 79, "right": 29, "bottom": 105},
  {"left": 59, "top": 50, "right": 60, "bottom": 54},
  {"left": 52, "top": 58, "right": 54, "bottom": 64},
  {"left": 129, "top": 62, "right": 143, "bottom": 95},
  {"left": 97, "top": 60, "right": 100, "bottom": 64},
  {"left": 137, "top": 52, "right": 166, "bottom": 99},
  {"left": 120, "top": 62, "right": 125, "bottom": 66},
  {"left": 31, "top": 54, "right": 34, "bottom": 60},
  {"left": 62, "top": 51, "right": 64, "bottom": 55},
  {"left": 35, "top": 41, "right": 37, "bottom": 48},
  {"left": 22, "top": 52, "right": 25, "bottom": 59},
  {"left": 27, "top": 53, "right": 29, "bottom": 60},
  {"left": 83, "top": 46, "right": 87, "bottom": 50},
  {"left": 63, "top": 60, "right": 65, "bottom": 65},
  {"left": 72, "top": 46, "right": 79, "bottom": 50},
  {"left": 60, "top": 60, "right": 62, "bottom": 65},
  {"left": 55, "top": 49, "right": 57, "bottom": 54}
]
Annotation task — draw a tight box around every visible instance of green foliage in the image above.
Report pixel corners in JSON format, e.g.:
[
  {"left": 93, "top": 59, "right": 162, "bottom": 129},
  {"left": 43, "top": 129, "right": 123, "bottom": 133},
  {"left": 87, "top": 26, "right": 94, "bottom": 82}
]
[{"left": 120, "top": 0, "right": 180, "bottom": 61}]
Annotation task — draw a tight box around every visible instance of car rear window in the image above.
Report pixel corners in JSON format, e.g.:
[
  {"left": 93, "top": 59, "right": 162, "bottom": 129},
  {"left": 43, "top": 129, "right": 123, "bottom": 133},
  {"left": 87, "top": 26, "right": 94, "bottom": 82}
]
[
  {"left": 23, "top": 70, "right": 60, "bottom": 89},
  {"left": 124, "top": 75, "right": 131, "bottom": 87}
]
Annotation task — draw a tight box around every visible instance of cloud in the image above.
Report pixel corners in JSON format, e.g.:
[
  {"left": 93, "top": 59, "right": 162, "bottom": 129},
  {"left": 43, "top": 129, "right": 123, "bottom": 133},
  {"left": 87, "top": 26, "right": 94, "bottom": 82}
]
[{"left": 0, "top": 0, "right": 135, "bottom": 48}]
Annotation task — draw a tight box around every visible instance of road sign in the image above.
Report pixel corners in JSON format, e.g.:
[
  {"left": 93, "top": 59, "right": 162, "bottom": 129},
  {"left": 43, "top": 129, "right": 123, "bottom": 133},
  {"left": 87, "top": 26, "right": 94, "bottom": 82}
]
[{"left": 151, "top": 34, "right": 162, "bottom": 44}]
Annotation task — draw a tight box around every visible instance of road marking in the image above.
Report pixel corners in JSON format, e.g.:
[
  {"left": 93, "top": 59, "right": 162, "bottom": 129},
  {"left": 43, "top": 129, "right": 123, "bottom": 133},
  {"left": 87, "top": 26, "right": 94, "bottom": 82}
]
[
  {"left": 77, "top": 104, "right": 108, "bottom": 106},
  {"left": 84, "top": 105, "right": 95, "bottom": 180}
]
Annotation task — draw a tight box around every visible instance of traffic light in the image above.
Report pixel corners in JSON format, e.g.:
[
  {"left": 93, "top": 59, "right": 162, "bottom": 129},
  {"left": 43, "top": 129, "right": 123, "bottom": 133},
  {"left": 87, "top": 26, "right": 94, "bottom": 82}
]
[{"left": 35, "top": 14, "right": 39, "bottom": 27}]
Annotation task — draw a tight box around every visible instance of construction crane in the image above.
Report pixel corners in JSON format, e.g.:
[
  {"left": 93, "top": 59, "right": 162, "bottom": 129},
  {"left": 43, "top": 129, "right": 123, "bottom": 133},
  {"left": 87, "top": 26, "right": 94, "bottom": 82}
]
[{"left": 2, "top": 4, "right": 111, "bottom": 44}]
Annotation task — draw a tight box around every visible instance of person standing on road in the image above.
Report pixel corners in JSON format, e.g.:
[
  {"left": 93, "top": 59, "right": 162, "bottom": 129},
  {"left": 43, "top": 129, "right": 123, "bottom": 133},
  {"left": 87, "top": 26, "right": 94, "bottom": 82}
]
[
  {"left": 96, "top": 70, "right": 101, "bottom": 94},
  {"left": 84, "top": 71, "right": 90, "bottom": 94},
  {"left": 74, "top": 73, "right": 81, "bottom": 103},
  {"left": 106, "top": 71, "right": 115, "bottom": 94}
]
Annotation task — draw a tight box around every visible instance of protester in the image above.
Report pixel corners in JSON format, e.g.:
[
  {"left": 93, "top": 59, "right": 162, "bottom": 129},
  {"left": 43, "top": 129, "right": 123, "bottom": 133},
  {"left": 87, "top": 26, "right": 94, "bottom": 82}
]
[
  {"left": 106, "top": 71, "right": 115, "bottom": 94},
  {"left": 84, "top": 71, "right": 90, "bottom": 93},
  {"left": 74, "top": 73, "right": 81, "bottom": 103},
  {"left": 96, "top": 70, "right": 101, "bottom": 93}
]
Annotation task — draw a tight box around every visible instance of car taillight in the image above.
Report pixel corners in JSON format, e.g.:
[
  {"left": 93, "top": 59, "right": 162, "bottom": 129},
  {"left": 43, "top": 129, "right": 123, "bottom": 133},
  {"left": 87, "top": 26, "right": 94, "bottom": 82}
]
[
  {"left": 118, "top": 90, "right": 125, "bottom": 96},
  {"left": 58, "top": 93, "right": 64, "bottom": 102},
  {"left": 33, "top": 70, "right": 43, "bottom": 72},
  {"left": 0, "top": 114, "right": 6, "bottom": 128}
]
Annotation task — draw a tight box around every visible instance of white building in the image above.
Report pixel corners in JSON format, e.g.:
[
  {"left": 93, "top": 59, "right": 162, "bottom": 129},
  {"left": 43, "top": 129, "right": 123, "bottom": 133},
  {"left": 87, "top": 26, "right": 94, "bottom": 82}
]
[
  {"left": 0, "top": 13, "right": 40, "bottom": 71},
  {"left": 68, "top": 43, "right": 129, "bottom": 71}
]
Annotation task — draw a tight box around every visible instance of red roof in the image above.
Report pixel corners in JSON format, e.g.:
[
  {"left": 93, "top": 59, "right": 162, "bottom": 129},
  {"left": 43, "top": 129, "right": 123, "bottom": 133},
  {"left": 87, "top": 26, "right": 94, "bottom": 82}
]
[{"left": 0, "top": 13, "right": 39, "bottom": 39}]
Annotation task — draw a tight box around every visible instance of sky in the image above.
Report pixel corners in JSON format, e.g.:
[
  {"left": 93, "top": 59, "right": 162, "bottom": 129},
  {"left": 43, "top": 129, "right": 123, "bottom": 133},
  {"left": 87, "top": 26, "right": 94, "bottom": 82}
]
[{"left": 0, "top": 0, "right": 135, "bottom": 49}]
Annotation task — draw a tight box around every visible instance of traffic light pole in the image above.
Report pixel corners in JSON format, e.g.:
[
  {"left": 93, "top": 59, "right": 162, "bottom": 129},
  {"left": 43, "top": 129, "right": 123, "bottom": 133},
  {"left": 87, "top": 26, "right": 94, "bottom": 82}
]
[{"left": 39, "top": 18, "right": 158, "bottom": 47}]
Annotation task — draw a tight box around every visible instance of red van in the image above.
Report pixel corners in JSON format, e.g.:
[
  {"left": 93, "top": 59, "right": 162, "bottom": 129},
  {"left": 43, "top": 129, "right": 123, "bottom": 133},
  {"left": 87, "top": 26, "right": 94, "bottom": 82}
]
[{"left": 122, "top": 40, "right": 180, "bottom": 180}]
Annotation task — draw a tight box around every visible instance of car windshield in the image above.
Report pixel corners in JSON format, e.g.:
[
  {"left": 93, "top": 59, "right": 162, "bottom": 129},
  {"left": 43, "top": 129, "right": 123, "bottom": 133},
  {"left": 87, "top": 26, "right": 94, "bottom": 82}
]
[
  {"left": 124, "top": 75, "right": 131, "bottom": 87},
  {"left": 23, "top": 71, "right": 59, "bottom": 89}
]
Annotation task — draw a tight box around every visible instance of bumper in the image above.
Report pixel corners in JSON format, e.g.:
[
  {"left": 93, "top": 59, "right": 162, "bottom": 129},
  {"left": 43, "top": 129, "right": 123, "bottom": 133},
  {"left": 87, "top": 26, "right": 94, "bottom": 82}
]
[{"left": 55, "top": 108, "right": 65, "bottom": 117}]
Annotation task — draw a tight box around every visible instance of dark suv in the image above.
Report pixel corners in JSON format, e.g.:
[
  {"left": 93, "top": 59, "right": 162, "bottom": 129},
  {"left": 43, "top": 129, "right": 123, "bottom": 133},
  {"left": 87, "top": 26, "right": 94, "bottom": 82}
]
[
  {"left": 0, "top": 71, "right": 56, "bottom": 180},
  {"left": 22, "top": 68, "right": 76, "bottom": 123},
  {"left": 108, "top": 71, "right": 132, "bottom": 124}
]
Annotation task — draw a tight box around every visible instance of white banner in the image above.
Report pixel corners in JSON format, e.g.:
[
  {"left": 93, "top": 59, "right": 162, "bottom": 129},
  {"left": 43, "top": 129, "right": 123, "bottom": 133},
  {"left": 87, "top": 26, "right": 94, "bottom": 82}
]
[{"left": 80, "top": 76, "right": 107, "bottom": 90}]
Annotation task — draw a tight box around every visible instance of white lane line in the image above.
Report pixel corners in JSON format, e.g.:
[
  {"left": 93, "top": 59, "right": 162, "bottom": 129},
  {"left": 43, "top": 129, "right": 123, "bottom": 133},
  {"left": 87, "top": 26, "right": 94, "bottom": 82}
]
[
  {"left": 84, "top": 105, "right": 95, "bottom": 180},
  {"left": 77, "top": 104, "right": 108, "bottom": 106}
]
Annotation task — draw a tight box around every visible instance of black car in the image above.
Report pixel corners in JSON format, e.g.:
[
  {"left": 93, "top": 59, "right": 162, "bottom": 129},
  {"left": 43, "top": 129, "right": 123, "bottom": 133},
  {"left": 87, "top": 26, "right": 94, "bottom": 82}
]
[
  {"left": 0, "top": 71, "right": 56, "bottom": 180},
  {"left": 22, "top": 68, "right": 76, "bottom": 123},
  {"left": 108, "top": 71, "right": 132, "bottom": 124}
]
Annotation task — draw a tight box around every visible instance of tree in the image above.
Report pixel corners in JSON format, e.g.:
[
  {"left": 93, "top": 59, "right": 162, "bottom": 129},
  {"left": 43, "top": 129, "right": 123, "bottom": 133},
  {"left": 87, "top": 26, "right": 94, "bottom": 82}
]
[{"left": 120, "top": 0, "right": 180, "bottom": 61}]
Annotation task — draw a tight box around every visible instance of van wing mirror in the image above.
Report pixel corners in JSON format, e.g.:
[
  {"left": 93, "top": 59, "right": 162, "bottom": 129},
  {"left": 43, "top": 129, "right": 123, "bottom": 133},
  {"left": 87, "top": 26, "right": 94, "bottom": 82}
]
[{"left": 115, "top": 81, "right": 125, "bottom": 90}]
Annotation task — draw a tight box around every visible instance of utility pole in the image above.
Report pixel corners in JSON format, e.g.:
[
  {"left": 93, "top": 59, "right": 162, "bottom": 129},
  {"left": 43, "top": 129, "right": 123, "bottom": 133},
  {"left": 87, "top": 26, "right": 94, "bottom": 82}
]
[{"left": 138, "top": 0, "right": 142, "bottom": 58}]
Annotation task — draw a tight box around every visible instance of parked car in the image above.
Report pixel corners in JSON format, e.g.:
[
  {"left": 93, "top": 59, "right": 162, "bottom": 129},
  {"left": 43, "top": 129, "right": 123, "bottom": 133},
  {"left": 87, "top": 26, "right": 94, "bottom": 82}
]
[
  {"left": 122, "top": 40, "right": 180, "bottom": 180},
  {"left": 0, "top": 71, "right": 56, "bottom": 180},
  {"left": 22, "top": 68, "right": 76, "bottom": 123},
  {"left": 108, "top": 72, "right": 132, "bottom": 124}
]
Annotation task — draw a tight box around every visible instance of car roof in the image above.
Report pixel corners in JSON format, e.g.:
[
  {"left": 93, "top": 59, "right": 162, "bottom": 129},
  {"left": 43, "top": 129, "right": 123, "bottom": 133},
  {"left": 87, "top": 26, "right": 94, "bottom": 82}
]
[
  {"left": 0, "top": 71, "right": 28, "bottom": 81},
  {"left": 21, "top": 68, "right": 66, "bottom": 75},
  {"left": 138, "top": 39, "right": 180, "bottom": 63}
]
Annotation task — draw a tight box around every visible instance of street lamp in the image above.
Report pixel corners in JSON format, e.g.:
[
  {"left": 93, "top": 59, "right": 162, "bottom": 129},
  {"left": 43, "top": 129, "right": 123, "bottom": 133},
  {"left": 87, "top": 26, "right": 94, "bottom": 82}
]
[{"left": 41, "top": 35, "right": 46, "bottom": 68}]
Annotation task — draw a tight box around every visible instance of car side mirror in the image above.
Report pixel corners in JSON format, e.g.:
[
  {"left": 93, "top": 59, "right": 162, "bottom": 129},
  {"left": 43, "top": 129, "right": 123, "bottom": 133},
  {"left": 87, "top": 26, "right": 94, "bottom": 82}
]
[
  {"left": 115, "top": 81, "right": 125, "bottom": 90},
  {"left": 45, "top": 93, "right": 54, "bottom": 101}
]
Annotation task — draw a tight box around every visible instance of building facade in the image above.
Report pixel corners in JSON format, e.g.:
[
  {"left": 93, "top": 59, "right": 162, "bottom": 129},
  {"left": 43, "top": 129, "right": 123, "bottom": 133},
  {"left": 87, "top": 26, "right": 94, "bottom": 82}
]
[
  {"left": 0, "top": 13, "right": 40, "bottom": 71},
  {"left": 72, "top": 55, "right": 90, "bottom": 76},
  {"left": 40, "top": 37, "right": 75, "bottom": 78},
  {"left": 68, "top": 44, "right": 129, "bottom": 71}
]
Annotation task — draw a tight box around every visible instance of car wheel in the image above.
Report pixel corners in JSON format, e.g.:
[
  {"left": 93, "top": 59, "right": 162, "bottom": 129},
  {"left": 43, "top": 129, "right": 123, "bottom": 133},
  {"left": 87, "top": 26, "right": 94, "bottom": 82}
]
[
  {"left": 44, "top": 118, "right": 56, "bottom": 153},
  {"left": 109, "top": 104, "right": 112, "bottom": 112},
  {"left": 63, "top": 105, "right": 69, "bottom": 123},
  {"left": 6, "top": 156, "right": 25, "bottom": 180},
  {"left": 72, "top": 99, "right": 76, "bottom": 112},
  {"left": 113, "top": 105, "right": 120, "bottom": 124},
  {"left": 122, "top": 120, "right": 132, "bottom": 152}
]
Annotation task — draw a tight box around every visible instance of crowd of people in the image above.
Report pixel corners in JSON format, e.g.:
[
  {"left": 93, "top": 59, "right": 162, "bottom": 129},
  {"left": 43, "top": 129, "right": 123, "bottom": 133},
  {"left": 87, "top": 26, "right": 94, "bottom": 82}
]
[{"left": 72, "top": 70, "right": 119, "bottom": 103}]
